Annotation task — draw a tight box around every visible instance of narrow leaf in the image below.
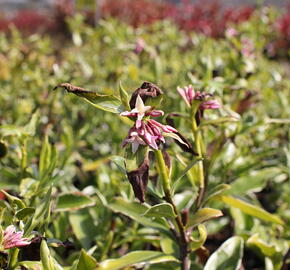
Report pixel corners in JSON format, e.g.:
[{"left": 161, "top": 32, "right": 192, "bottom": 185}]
[
  {"left": 96, "top": 251, "right": 178, "bottom": 270},
  {"left": 172, "top": 157, "right": 203, "bottom": 193},
  {"left": 76, "top": 249, "right": 97, "bottom": 270},
  {"left": 118, "top": 82, "right": 130, "bottom": 110},
  {"left": 53, "top": 83, "right": 122, "bottom": 113},
  {"left": 221, "top": 196, "right": 284, "bottom": 225},
  {"left": 202, "top": 184, "right": 231, "bottom": 205},
  {"left": 40, "top": 240, "right": 55, "bottom": 270},
  {"left": 109, "top": 156, "right": 126, "bottom": 174}
]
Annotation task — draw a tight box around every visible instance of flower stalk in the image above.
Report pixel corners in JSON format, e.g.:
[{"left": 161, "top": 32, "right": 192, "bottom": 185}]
[{"left": 154, "top": 149, "right": 190, "bottom": 270}]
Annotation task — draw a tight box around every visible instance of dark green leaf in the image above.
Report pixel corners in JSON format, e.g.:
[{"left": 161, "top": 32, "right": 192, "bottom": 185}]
[
  {"left": 143, "top": 203, "right": 176, "bottom": 219},
  {"left": 56, "top": 193, "right": 95, "bottom": 211}
]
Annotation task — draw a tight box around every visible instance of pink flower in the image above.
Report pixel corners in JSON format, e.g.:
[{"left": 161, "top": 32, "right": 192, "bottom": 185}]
[
  {"left": 200, "top": 100, "right": 220, "bottom": 110},
  {"left": 135, "top": 38, "right": 146, "bottom": 54},
  {"left": 2, "top": 225, "right": 30, "bottom": 250},
  {"left": 225, "top": 27, "right": 238, "bottom": 38},
  {"left": 241, "top": 38, "right": 255, "bottom": 58},
  {"left": 120, "top": 95, "right": 164, "bottom": 128},
  {"left": 177, "top": 85, "right": 220, "bottom": 110},
  {"left": 121, "top": 94, "right": 179, "bottom": 152}
]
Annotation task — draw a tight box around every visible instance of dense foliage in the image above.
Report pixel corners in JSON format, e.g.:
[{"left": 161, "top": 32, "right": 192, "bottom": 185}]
[{"left": 0, "top": 5, "right": 289, "bottom": 270}]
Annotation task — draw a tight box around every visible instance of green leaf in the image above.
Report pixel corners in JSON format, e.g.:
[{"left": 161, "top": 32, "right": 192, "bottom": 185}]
[
  {"left": 202, "top": 184, "right": 231, "bottom": 205},
  {"left": 143, "top": 203, "right": 176, "bottom": 219},
  {"left": 160, "top": 237, "right": 179, "bottom": 255},
  {"left": 109, "top": 155, "right": 126, "bottom": 174},
  {"left": 246, "top": 234, "right": 276, "bottom": 257},
  {"left": 96, "top": 251, "right": 178, "bottom": 270},
  {"left": 24, "top": 187, "right": 52, "bottom": 236},
  {"left": 69, "top": 209, "right": 98, "bottom": 250},
  {"left": 0, "top": 111, "right": 39, "bottom": 137},
  {"left": 40, "top": 240, "right": 55, "bottom": 270},
  {"left": 18, "top": 261, "right": 43, "bottom": 270},
  {"left": 118, "top": 81, "right": 130, "bottom": 110},
  {"left": 229, "top": 168, "right": 282, "bottom": 195},
  {"left": 221, "top": 196, "right": 284, "bottom": 225},
  {"left": 56, "top": 193, "right": 95, "bottom": 211},
  {"left": 200, "top": 116, "right": 239, "bottom": 127},
  {"left": 1, "top": 190, "right": 26, "bottom": 210},
  {"left": 108, "top": 197, "right": 168, "bottom": 231},
  {"left": 187, "top": 208, "right": 223, "bottom": 228},
  {"left": 204, "top": 236, "right": 244, "bottom": 270},
  {"left": 190, "top": 224, "right": 207, "bottom": 251},
  {"left": 15, "top": 207, "right": 35, "bottom": 220},
  {"left": 172, "top": 158, "right": 203, "bottom": 193},
  {"left": 53, "top": 83, "right": 122, "bottom": 113},
  {"left": 76, "top": 249, "right": 97, "bottom": 270}
]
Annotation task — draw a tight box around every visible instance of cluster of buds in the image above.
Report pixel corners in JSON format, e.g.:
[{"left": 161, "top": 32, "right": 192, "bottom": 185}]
[
  {"left": 177, "top": 85, "right": 220, "bottom": 110},
  {"left": 1, "top": 225, "right": 30, "bottom": 250},
  {"left": 121, "top": 95, "right": 177, "bottom": 153}
]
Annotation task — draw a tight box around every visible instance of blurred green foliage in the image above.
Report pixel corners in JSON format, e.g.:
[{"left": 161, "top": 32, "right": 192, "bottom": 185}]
[{"left": 0, "top": 7, "right": 289, "bottom": 270}]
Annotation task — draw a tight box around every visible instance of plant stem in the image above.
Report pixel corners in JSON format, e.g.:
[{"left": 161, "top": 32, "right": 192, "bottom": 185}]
[
  {"left": 7, "top": 248, "right": 19, "bottom": 269},
  {"left": 191, "top": 116, "right": 205, "bottom": 209},
  {"left": 154, "top": 150, "right": 190, "bottom": 270}
]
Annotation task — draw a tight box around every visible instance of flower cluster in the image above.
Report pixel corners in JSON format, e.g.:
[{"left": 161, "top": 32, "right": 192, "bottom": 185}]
[
  {"left": 177, "top": 85, "right": 220, "bottom": 110},
  {"left": 1, "top": 225, "right": 30, "bottom": 250},
  {"left": 121, "top": 95, "right": 177, "bottom": 153}
]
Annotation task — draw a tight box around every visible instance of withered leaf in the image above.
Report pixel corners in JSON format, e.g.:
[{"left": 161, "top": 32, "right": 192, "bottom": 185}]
[
  {"left": 129, "top": 81, "right": 163, "bottom": 109},
  {"left": 53, "top": 83, "right": 122, "bottom": 113},
  {"left": 127, "top": 156, "right": 149, "bottom": 203}
]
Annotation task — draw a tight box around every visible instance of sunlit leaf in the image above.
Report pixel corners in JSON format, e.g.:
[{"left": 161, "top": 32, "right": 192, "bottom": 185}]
[
  {"left": 204, "top": 236, "right": 244, "bottom": 270},
  {"left": 143, "top": 203, "right": 176, "bottom": 219},
  {"left": 53, "top": 83, "right": 122, "bottom": 113},
  {"left": 187, "top": 208, "right": 223, "bottom": 228},
  {"left": 221, "top": 196, "right": 284, "bottom": 225},
  {"left": 96, "top": 251, "right": 178, "bottom": 270}
]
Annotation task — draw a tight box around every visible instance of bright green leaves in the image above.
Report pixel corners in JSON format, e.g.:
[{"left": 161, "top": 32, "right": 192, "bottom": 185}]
[
  {"left": 222, "top": 196, "right": 284, "bottom": 225},
  {"left": 118, "top": 82, "right": 130, "bottom": 110},
  {"left": 143, "top": 203, "right": 176, "bottom": 219},
  {"left": 53, "top": 83, "right": 122, "bottom": 113},
  {"left": 38, "top": 136, "right": 58, "bottom": 191},
  {"left": 40, "top": 240, "right": 55, "bottom": 270},
  {"left": 75, "top": 250, "right": 97, "bottom": 270},
  {"left": 108, "top": 197, "right": 168, "bottom": 231},
  {"left": 56, "top": 193, "right": 95, "bottom": 211},
  {"left": 187, "top": 208, "right": 223, "bottom": 228},
  {"left": 96, "top": 251, "right": 178, "bottom": 270},
  {"left": 190, "top": 224, "right": 207, "bottom": 251},
  {"left": 0, "top": 111, "right": 39, "bottom": 138},
  {"left": 24, "top": 187, "right": 52, "bottom": 236},
  {"left": 204, "top": 236, "right": 244, "bottom": 270}
]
